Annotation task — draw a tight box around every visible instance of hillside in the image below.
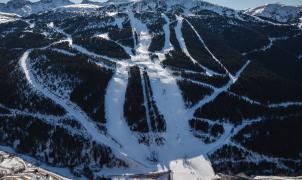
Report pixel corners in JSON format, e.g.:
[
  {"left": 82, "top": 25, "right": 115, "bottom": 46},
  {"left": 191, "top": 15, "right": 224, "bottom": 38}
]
[{"left": 0, "top": 0, "right": 302, "bottom": 179}]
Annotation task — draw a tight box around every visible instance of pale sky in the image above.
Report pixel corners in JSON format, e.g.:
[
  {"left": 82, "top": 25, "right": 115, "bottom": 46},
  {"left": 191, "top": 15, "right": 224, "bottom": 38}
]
[{"left": 0, "top": 0, "right": 302, "bottom": 10}]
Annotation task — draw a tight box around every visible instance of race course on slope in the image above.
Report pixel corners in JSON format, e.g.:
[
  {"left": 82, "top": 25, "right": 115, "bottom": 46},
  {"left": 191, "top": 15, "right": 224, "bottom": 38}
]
[{"left": 1, "top": 0, "right": 302, "bottom": 179}]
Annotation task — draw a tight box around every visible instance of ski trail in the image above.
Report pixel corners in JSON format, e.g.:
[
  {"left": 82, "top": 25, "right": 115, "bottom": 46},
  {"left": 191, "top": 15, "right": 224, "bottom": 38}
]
[
  {"left": 49, "top": 22, "right": 121, "bottom": 69},
  {"left": 18, "top": 49, "right": 132, "bottom": 156},
  {"left": 140, "top": 70, "right": 154, "bottom": 144},
  {"left": 149, "top": 49, "right": 216, "bottom": 180},
  {"left": 175, "top": 16, "right": 220, "bottom": 76},
  {"left": 106, "top": 10, "right": 158, "bottom": 165},
  {"left": 94, "top": 33, "right": 133, "bottom": 56},
  {"left": 50, "top": 48, "right": 76, "bottom": 56},
  {"left": 161, "top": 13, "right": 173, "bottom": 52},
  {"left": 244, "top": 13, "right": 287, "bottom": 26},
  {"left": 206, "top": 118, "right": 262, "bottom": 156},
  {"left": 141, "top": 72, "right": 152, "bottom": 132},
  {"left": 227, "top": 88, "right": 302, "bottom": 109},
  {"left": 175, "top": 17, "right": 198, "bottom": 65},
  {"left": 105, "top": 63, "right": 153, "bottom": 168},
  {"left": 175, "top": 76, "right": 216, "bottom": 90},
  {"left": 189, "top": 60, "right": 250, "bottom": 115},
  {"left": 243, "top": 36, "right": 290, "bottom": 55},
  {"left": 183, "top": 18, "right": 235, "bottom": 80},
  {"left": 126, "top": 10, "right": 215, "bottom": 179}
]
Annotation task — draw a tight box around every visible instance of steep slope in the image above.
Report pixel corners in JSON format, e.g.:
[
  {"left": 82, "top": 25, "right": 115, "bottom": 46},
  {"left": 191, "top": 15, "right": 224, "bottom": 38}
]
[{"left": 1, "top": 0, "right": 302, "bottom": 179}]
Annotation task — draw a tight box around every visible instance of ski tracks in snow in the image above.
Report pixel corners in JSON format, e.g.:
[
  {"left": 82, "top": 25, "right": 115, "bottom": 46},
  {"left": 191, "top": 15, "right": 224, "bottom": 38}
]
[
  {"left": 16, "top": 13, "right": 264, "bottom": 179},
  {"left": 17, "top": 45, "right": 150, "bottom": 169}
]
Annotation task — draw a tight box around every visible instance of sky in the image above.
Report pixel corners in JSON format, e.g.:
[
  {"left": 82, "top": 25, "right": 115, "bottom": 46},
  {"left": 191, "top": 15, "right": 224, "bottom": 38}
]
[{"left": 0, "top": 0, "right": 302, "bottom": 9}]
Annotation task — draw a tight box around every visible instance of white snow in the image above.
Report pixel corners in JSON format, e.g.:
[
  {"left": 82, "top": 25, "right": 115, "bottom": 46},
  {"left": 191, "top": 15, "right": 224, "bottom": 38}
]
[
  {"left": 18, "top": 49, "right": 137, "bottom": 164},
  {"left": 95, "top": 32, "right": 110, "bottom": 40},
  {"left": 161, "top": 13, "right": 173, "bottom": 52},
  {"left": 0, "top": 12, "right": 19, "bottom": 24},
  {"left": 104, "top": 10, "right": 254, "bottom": 179},
  {"left": 174, "top": 16, "right": 219, "bottom": 76},
  {"left": 246, "top": 4, "right": 302, "bottom": 23},
  {"left": 37, "top": 10, "right": 254, "bottom": 179},
  {"left": 268, "top": 102, "right": 302, "bottom": 108},
  {"left": 59, "top": 4, "right": 100, "bottom": 10},
  {"left": 190, "top": 60, "right": 250, "bottom": 115},
  {"left": 4, "top": 1, "right": 297, "bottom": 178},
  {"left": 50, "top": 48, "right": 76, "bottom": 56},
  {"left": 184, "top": 18, "right": 235, "bottom": 80},
  {"left": 227, "top": 91, "right": 302, "bottom": 109}
]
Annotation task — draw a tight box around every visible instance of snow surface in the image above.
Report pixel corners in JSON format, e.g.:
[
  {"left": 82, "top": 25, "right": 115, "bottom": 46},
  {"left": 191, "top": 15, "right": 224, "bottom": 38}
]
[
  {"left": 18, "top": 47, "right": 146, "bottom": 169},
  {"left": 0, "top": 12, "right": 19, "bottom": 24},
  {"left": 14, "top": 11, "right": 254, "bottom": 179},
  {"left": 0, "top": 0, "right": 74, "bottom": 16},
  {"left": 3, "top": 1, "right": 302, "bottom": 178},
  {"left": 246, "top": 4, "right": 302, "bottom": 23},
  {"left": 161, "top": 13, "right": 173, "bottom": 52},
  {"left": 104, "top": 10, "right": 218, "bottom": 179},
  {"left": 174, "top": 16, "right": 219, "bottom": 76}
]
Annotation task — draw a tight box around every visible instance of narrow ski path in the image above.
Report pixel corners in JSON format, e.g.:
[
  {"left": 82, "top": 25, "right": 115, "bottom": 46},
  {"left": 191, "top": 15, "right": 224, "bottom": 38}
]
[
  {"left": 183, "top": 18, "right": 235, "bottom": 80},
  {"left": 23, "top": 14, "right": 252, "bottom": 179},
  {"left": 122, "top": 11, "right": 217, "bottom": 179},
  {"left": 162, "top": 13, "right": 173, "bottom": 52},
  {"left": 175, "top": 16, "right": 220, "bottom": 76},
  {"left": 19, "top": 49, "right": 121, "bottom": 150},
  {"left": 18, "top": 44, "right": 149, "bottom": 170},
  {"left": 189, "top": 60, "right": 250, "bottom": 115},
  {"left": 105, "top": 11, "right": 252, "bottom": 179},
  {"left": 46, "top": 21, "right": 157, "bottom": 168}
]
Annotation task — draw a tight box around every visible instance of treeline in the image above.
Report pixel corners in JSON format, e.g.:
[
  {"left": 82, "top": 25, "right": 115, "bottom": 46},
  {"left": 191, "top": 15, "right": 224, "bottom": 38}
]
[
  {"left": 181, "top": 20, "right": 226, "bottom": 74},
  {"left": 234, "top": 115, "right": 302, "bottom": 159},
  {"left": 0, "top": 115, "right": 126, "bottom": 179},
  {"left": 186, "top": 17, "right": 246, "bottom": 75},
  {"left": 194, "top": 92, "right": 302, "bottom": 125},
  {"left": 73, "top": 36, "right": 130, "bottom": 59},
  {"left": 30, "top": 49, "right": 114, "bottom": 127},
  {"left": 143, "top": 71, "right": 166, "bottom": 132},
  {"left": 190, "top": 11, "right": 269, "bottom": 53},
  {"left": 0, "top": 48, "right": 65, "bottom": 116},
  {"left": 230, "top": 62, "right": 302, "bottom": 104},
  {"left": 173, "top": 71, "right": 229, "bottom": 88},
  {"left": 123, "top": 66, "right": 149, "bottom": 133},
  {"left": 163, "top": 50, "right": 205, "bottom": 72},
  {"left": 177, "top": 80, "right": 213, "bottom": 108},
  {"left": 210, "top": 143, "right": 302, "bottom": 176},
  {"left": 149, "top": 33, "right": 165, "bottom": 52},
  {"left": 189, "top": 118, "right": 224, "bottom": 143}
]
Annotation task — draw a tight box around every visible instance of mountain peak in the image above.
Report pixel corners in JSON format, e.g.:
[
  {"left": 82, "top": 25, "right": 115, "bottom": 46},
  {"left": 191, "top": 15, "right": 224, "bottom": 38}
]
[
  {"left": 0, "top": 0, "right": 74, "bottom": 16},
  {"left": 246, "top": 3, "right": 302, "bottom": 23}
]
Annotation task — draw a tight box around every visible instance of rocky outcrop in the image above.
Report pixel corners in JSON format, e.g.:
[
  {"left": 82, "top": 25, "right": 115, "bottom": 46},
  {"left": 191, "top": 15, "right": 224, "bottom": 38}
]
[{"left": 0, "top": 151, "right": 70, "bottom": 180}]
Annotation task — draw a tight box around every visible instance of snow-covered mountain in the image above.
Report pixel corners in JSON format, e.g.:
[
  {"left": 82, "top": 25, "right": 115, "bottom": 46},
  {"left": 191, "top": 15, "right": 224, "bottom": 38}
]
[
  {"left": 1, "top": 0, "right": 302, "bottom": 179},
  {"left": 246, "top": 4, "right": 302, "bottom": 23},
  {"left": 0, "top": 0, "right": 73, "bottom": 16}
]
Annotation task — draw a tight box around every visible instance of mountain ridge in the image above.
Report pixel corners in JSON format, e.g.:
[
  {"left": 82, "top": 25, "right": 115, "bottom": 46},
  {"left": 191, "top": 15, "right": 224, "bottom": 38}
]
[{"left": 246, "top": 3, "right": 302, "bottom": 23}]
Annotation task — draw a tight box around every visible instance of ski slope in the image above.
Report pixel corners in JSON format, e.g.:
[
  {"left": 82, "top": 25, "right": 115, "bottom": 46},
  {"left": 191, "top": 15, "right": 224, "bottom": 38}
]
[{"left": 3, "top": 1, "right": 301, "bottom": 178}]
